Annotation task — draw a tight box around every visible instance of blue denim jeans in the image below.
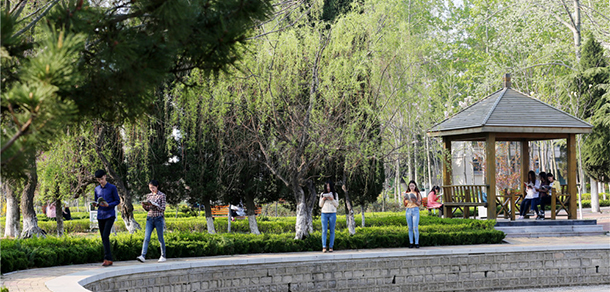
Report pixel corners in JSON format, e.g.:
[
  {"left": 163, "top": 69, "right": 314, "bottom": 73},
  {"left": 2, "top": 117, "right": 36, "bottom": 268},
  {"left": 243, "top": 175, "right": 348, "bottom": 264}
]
[
  {"left": 321, "top": 212, "right": 337, "bottom": 249},
  {"left": 141, "top": 216, "right": 166, "bottom": 258},
  {"left": 405, "top": 207, "right": 420, "bottom": 244}
]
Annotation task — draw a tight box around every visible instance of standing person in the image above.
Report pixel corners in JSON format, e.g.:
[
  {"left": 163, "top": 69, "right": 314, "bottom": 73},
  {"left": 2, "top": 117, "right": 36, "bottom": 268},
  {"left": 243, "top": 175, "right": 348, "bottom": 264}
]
[
  {"left": 137, "top": 180, "right": 167, "bottom": 263},
  {"left": 319, "top": 181, "right": 339, "bottom": 253},
  {"left": 426, "top": 186, "right": 443, "bottom": 217},
  {"left": 403, "top": 180, "right": 422, "bottom": 248},
  {"left": 93, "top": 169, "right": 121, "bottom": 266},
  {"left": 519, "top": 171, "right": 540, "bottom": 219}
]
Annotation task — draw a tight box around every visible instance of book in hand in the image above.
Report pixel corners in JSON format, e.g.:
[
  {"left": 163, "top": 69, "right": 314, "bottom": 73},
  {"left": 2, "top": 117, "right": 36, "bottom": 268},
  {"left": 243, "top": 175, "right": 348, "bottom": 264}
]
[
  {"left": 142, "top": 199, "right": 159, "bottom": 207},
  {"left": 406, "top": 193, "right": 417, "bottom": 201},
  {"left": 96, "top": 197, "right": 108, "bottom": 207}
]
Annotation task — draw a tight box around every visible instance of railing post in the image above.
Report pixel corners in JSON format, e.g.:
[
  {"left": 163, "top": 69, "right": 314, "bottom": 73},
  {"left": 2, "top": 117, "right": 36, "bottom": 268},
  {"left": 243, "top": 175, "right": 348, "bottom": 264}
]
[{"left": 551, "top": 192, "right": 557, "bottom": 220}]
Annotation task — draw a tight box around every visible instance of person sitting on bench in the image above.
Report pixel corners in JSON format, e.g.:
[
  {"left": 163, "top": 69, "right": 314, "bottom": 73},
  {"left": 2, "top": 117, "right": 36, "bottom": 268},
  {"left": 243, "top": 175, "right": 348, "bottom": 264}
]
[{"left": 427, "top": 186, "right": 443, "bottom": 216}]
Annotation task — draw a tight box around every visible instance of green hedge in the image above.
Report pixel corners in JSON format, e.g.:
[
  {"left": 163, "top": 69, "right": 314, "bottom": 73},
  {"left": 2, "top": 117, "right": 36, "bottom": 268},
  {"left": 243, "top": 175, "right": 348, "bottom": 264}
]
[
  {"left": 580, "top": 199, "right": 610, "bottom": 208},
  {"left": 1, "top": 222, "right": 504, "bottom": 273},
  {"left": 32, "top": 212, "right": 495, "bottom": 234}
]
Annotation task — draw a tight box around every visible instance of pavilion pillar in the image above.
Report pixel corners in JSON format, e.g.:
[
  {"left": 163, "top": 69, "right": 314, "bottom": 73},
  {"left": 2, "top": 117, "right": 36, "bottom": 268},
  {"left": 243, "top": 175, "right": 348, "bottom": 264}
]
[
  {"left": 567, "top": 134, "right": 577, "bottom": 219},
  {"left": 518, "top": 139, "right": 529, "bottom": 220},
  {"left": 442, "top": 137, "right": 452, "bottom": 218},
  {"left": 485, "top": 133, "right": 496, "bottom": 219}
]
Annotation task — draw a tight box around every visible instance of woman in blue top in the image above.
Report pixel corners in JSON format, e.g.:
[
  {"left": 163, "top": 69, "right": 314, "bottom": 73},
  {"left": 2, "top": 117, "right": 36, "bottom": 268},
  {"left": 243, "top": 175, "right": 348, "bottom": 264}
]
[{"left": 93, "top": 169, "right": 121, "bottom": 266}]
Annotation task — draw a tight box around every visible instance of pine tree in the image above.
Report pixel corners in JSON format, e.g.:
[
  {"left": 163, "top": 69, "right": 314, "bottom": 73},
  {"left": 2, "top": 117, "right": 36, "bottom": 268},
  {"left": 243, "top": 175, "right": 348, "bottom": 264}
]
[{"left": 1, "top": 0, "right": 273, "bottom": 177}]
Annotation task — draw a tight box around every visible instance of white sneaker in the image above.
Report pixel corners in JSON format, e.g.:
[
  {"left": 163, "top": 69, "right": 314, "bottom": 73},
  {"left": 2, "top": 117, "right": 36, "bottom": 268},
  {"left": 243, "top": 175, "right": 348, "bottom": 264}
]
[
  {"left": 158, "top": 256, "right": 166, "bottom": 262},
  {"left": 136, "top": 255, "right": 145, "bottom": 263},
  {"left": 517, "top": 216, "right": 524, "bottom": 220}
]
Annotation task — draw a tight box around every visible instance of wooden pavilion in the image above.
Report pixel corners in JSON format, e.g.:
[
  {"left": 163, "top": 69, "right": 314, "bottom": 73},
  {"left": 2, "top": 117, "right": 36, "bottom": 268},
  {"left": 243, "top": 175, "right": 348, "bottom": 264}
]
[{"left": 427, "top": 74, "right": 592, "bottom": 220}]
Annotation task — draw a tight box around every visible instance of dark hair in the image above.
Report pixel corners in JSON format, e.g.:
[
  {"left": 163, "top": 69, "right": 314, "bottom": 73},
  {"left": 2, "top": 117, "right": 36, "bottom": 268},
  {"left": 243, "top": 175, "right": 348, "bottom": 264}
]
[
  {"left": 407, "top": 180, "right": 420, "bottom": 195},
  {"left": 148, "top": 180, "right": 160, "bottom": 187},
  {"left": 547, "top": 173, "right": 554, "bottom": 178},
  {"left": 94, "top": 169, "right": 106, "bottom": 178},
  {"left": 434, "top": 186, "right": 441, "bottom": 192},
  {"left": 324, "top": 181, "right": 336, "bottom": 197},
  {"left": 527, "top": 171, "right": 536, "bottom": 184},
  {"left": 539, "top": 172, "right": 548, "bottom": 184}
]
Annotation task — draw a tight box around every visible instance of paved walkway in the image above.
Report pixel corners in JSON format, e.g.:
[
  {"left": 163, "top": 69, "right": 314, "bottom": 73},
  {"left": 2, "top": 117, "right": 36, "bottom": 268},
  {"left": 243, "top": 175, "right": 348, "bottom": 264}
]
[{"left": 2, "top": 208, "right": 608, "bottom": 292}]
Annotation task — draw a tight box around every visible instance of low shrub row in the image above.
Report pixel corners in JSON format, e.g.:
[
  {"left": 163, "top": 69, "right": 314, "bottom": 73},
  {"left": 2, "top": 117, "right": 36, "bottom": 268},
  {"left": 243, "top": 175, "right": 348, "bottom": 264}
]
[
  {"left": 580, "top": 199, "right": 610, "bottom": 208},
  {"left": 1, "top": 225, "right": 504, "bottom": 273},
  {"left": 32, "top": 212, "right": 495, "bottom": 235}
]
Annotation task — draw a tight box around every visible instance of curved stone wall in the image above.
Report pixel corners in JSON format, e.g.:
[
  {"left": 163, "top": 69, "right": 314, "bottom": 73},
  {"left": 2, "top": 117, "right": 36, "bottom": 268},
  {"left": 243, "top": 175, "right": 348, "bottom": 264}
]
[{"left": 48, "top": 245, "right": 610, "bottom": 292}]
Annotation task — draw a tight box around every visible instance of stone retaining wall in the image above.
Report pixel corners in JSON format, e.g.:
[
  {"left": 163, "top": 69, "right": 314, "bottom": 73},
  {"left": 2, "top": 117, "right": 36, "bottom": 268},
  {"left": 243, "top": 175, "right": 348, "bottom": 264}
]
[{"left": 84, "top": 249, "right": 609, "bottom": 292}]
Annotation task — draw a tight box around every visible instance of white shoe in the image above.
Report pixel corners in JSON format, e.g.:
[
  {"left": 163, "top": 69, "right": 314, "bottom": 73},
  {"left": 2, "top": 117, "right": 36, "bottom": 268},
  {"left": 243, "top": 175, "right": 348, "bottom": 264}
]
[
  {"left": 158, "top": 256, "right": 166, "bottom": 262},
  {"left": 136, "top": 255, "right": 145, "bottom": 263},
  {"left": 517, "top": 216, "right": 524, "bottom": 220}
]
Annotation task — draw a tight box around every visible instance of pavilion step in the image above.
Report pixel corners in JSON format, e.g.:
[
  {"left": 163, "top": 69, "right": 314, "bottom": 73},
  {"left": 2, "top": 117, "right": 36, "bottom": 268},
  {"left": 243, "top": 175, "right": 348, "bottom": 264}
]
[
  {"left": 494, "top": 219, "right": 598, "bottom": 227},
  {"left": 495, "top": 224, "right": 607, "bottom": 238}
]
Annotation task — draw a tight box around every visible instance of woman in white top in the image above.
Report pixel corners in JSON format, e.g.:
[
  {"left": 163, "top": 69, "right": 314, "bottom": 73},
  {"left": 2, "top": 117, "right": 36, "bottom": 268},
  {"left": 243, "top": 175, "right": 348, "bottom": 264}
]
[
  {"left": 519, "top": 171, "right": 540, "bottom": 219},
  {"left": 319, "top": 181, "right": 339, "bottom": 253}
]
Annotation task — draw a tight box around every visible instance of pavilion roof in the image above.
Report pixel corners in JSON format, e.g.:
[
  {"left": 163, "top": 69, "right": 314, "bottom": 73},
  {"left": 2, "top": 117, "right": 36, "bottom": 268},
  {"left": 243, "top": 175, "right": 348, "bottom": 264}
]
[{"left": 428, "top": 80, "right": 592, "bottom": 137}]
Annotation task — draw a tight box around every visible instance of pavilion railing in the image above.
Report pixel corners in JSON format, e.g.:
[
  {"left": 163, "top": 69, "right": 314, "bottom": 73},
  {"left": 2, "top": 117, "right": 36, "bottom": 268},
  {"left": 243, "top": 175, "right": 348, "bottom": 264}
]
[{"left": 489, "top": 186, "right": 571, "bottom": 220}]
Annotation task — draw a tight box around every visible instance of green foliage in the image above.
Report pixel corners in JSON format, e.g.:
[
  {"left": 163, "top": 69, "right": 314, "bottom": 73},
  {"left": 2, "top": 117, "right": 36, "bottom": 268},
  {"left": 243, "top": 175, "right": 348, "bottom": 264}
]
[
  {"left": 2, "top": 0, "right": 274, "bottom": 178},
  {"left": 1, "top": 216, "right": 503, "bottom": 273},
  {"left": 580, "top": 200, "right": 610, "bottom": 209}
]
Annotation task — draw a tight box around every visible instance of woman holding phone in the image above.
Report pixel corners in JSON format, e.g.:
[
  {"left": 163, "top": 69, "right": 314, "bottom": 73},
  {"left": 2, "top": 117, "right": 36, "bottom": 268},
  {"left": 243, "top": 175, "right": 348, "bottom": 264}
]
[
  {"left": 319, "top": 181, "right": 339, "bottom": 253},
  {"left": 403, "top": 180, "right": 422, "bottom": 248}
]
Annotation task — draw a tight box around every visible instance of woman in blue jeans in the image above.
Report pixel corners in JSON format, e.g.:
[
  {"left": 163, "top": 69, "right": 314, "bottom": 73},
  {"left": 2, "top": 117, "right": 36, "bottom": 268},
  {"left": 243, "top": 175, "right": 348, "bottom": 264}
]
[
  {"left": 137, "top": 180, "right": 167, "bottom": 263},
  {"left": 319, "top": 181, "right": 339, "bottom": 253},
  {"left": 403, "top": 180, "right": 422, "bottom": 248}
]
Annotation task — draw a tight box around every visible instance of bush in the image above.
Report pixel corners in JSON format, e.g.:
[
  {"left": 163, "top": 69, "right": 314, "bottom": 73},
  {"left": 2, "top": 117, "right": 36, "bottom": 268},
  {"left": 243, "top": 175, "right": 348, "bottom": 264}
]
[
  {"left": 580, "top": 199, "right": 610, "bottom": 208},
  {"left": 1, "top": 219, "right": 504, "bottom": 273}
]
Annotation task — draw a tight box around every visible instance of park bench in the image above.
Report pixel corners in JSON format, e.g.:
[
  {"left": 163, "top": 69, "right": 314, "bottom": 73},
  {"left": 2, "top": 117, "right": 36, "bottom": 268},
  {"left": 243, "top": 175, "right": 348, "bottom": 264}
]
[
  {"left": 442, "top": 185, "right": 488, "bottom": 219},
  {"left": 210, "top": 205, "right": 262, "bottom": 219}
]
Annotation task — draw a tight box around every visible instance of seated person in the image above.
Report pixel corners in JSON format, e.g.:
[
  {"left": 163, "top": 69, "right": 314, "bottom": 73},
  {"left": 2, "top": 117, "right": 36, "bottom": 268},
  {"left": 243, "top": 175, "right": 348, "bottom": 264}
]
[
  {"left": 427, "top": 186, "right": 443, "bottom": 216},
  {"left": 46, "top": 202, "right": 57, "bottom": 220},
  {"left": 63, "top": 206, "right": 72, "bottom": 220}
]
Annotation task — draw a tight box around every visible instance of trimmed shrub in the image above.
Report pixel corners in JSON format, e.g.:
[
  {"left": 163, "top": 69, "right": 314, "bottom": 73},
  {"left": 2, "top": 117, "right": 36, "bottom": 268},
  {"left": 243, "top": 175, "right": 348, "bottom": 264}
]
[{"left": 1, "top": 222, "right": 504, "bottom": 273}]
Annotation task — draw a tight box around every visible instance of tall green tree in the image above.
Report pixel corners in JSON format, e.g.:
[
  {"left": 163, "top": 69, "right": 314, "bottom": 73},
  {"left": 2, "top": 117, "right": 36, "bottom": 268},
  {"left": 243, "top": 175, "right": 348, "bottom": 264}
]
[{"left": 2, "top": 0, "right": 273, "bottom": 235}]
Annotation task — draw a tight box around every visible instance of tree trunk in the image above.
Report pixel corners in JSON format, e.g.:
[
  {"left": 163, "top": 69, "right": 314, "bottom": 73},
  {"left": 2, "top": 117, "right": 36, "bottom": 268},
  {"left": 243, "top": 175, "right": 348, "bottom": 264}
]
[
  {"left": 293, "top": 182, "right": 315, "bottom": 240},
  {"left": 573, "top": 0, "right": 581, "bottom": 61},
  {"left": 590, "top": 177, "right": 600, "bottom": 213},
  {"left": 305, "top": 181, "right": 317, "bottom": 235},
  {"left": 426, "top": 137, "right": 432, "bottom": 190},
  {"left": 3, "top": 181, "right": 21, "bottom": 238},
  {"left": 244, "top": 193, "right": 260, "bottom": 235},
  {"left": 601, "top": 182, "right": 606, "bottom": 200},
  {"left": 227, "top": 205, "right": 232, "bottom": 233},
  {"left": 341, "top": 176, "right": 356, "bottom": 235},
  {"left": 395, "top": 156, "right": 400, "bottom": 204},
  {"left": 20, "top": 159, "right": 46, "bottom": 238},
  {"left": 55, "top": 197, "right": 64, "bottom": 236},
  {"left": 361, "top": 204, "right": 365, "bottom": 227},
  {"left": 96, "top": 124, "right": 141, "bottom": 233},
  {"left": 577, "top": 136, "right": 587, "bottom": 194},
  {"left": 203, "top": 201, "right": 216, "bottom": 234}
]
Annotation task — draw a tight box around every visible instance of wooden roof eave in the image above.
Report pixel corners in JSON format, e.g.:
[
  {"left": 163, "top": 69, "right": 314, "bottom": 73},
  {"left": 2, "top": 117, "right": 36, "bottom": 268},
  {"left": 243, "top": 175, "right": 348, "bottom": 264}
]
[{"left": 427, "top": 125, "right": 593, "bottom": 141}]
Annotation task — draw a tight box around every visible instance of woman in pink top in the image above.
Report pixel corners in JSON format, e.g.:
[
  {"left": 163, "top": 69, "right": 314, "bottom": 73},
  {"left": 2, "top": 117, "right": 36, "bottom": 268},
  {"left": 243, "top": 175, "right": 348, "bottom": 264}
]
[{"left": 427, "top": 186, "right": 443, "bottom": 216}]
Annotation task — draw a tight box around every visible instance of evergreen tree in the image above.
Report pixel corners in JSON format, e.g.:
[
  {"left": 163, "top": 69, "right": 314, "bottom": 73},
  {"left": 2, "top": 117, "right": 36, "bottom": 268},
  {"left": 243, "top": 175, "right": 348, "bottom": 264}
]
[
  {"left": 580, "top": 35, "right": 610, "bottom": 183},
  {"left": 1, "top": 0, "right": 273, "bottom": 177}
]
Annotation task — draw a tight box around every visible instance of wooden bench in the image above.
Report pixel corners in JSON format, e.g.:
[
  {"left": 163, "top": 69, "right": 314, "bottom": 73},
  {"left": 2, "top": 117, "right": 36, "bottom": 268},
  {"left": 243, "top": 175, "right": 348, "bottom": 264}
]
[
  {"left": 210, "top": 205, "right": 262, "bottom": 219},
  {"left": 442, "top": 185, "right": 488, "bottom": 219}
]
